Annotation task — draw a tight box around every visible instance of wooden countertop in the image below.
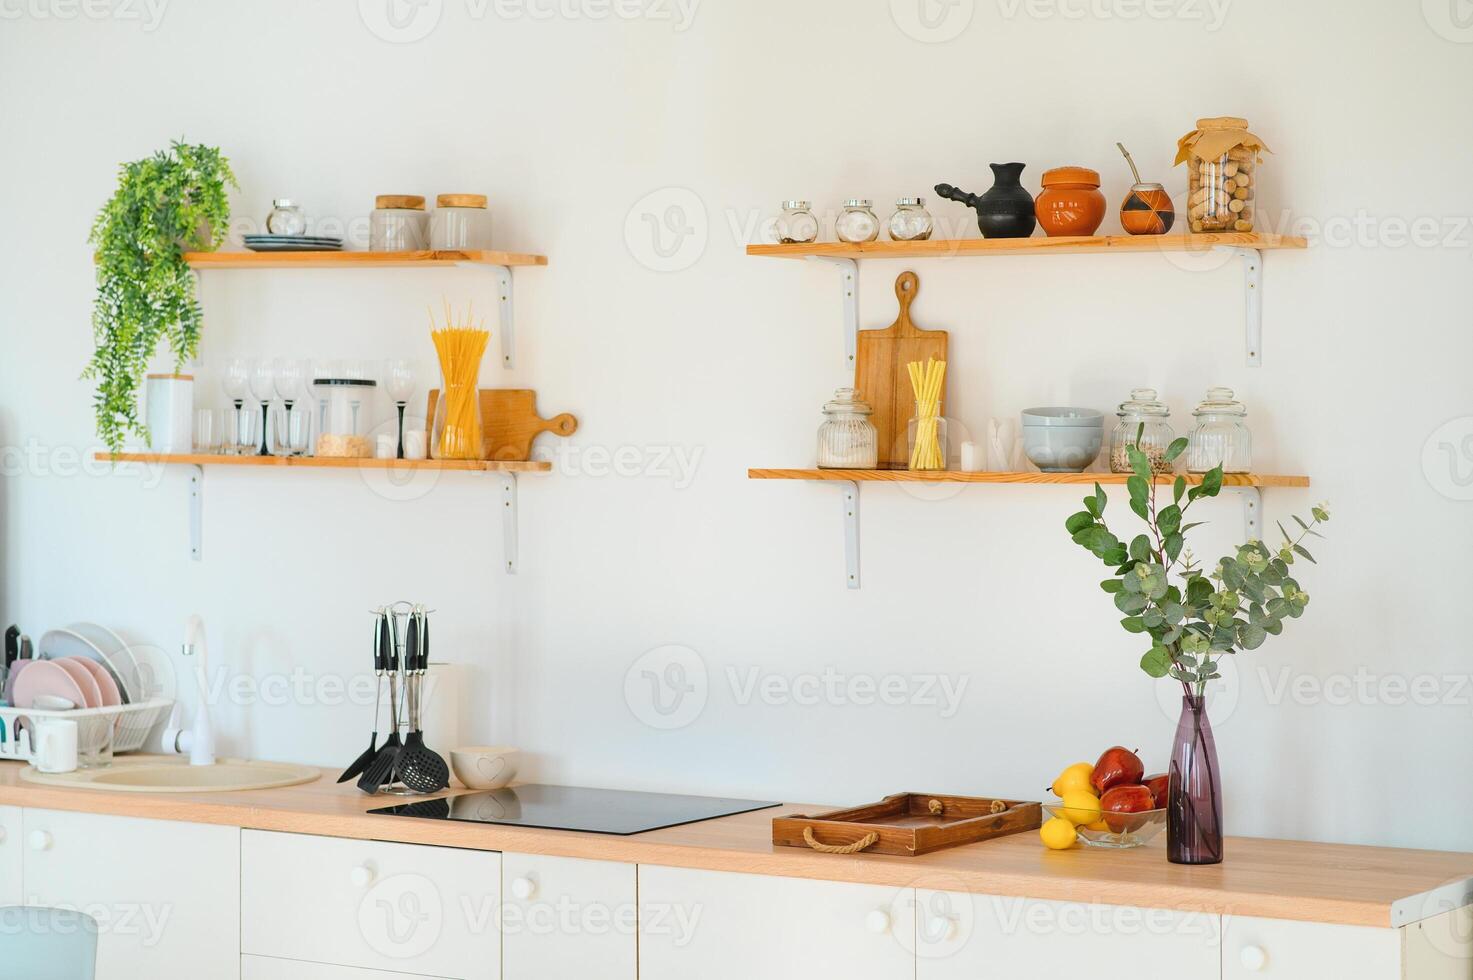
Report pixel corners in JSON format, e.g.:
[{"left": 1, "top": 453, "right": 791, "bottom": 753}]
[{"left": 2, "top": 761, "right": 1468, "bottom": 929}]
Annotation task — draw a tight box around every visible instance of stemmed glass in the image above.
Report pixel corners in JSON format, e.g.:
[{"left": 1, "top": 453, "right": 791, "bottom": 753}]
[
  {"left": 273, "top": 359, "right": 308, "bottom": 456},
  {"left": 222, "top": 358, "right": 251, "bottom": 455},
  {"left": 385, "top": 359, "right": 417, "bottom": 459},
  {"left": 248, "top": 360, "right": 276, "bottom": 456}
]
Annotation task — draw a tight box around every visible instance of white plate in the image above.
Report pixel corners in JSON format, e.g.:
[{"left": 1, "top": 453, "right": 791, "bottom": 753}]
[{"left": 38, "top": 627, "right": 134, "bottom": 703}]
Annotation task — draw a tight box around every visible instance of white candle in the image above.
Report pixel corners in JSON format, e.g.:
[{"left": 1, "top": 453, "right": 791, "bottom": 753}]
[
  {"left": 403, "top": 430, "right": 428, "bottom": 460},
  {"left": 960, "top": 440, "right": 982, "bottom": 472}
]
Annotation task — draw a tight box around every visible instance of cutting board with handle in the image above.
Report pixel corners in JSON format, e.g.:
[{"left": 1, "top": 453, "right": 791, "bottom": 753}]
[
  {"left": 854, "top": 271, "right": 949, "bottom": 468},
  {"left": 426, "top": 388, "right": 578, "bottom": 461}
]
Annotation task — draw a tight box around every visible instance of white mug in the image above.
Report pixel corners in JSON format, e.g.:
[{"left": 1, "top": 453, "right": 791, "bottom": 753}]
[{"left": 33, "top": 719, "right": 79, "bottom": 774}]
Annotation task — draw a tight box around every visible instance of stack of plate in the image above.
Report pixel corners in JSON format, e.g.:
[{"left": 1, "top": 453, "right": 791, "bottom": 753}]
[{"left": 243, "top": 234, "right": 344, "bottom": 253}]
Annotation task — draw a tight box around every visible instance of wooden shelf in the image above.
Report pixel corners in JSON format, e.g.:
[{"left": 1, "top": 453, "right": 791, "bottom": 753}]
[
  {"left": 746, "top": 233, "right": 1305, "bottom": 260},
  {"left": 96, "top": 452, "right": 550, "bottom": 473},
  {"left": 183, "top": 249, "right": 547, "bottom": 269},
  {"left": 748, "top": 468, "right": 1309, "bottom": 488}
]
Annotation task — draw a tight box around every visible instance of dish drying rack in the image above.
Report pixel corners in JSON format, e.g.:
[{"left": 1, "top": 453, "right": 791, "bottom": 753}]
[{"left": 0, "top": 700, "right": 173, "bottom": 763}]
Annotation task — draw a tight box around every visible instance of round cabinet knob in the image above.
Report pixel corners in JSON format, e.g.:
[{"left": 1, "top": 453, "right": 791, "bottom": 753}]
[
  {"left": 29, "top": 831, "right": 51, "bottom": 852},
  {"left": 350, "top": 864, "right": 375, "bottom": 888},
  {"left": 865, "top": 909, "right": 891, "bottom": 935},
  {"left": 511, "top": 876, "right": 536, "bottom": 901},
  {"left": 1240, "top": 945, "right": 1268, "bottom": 972}
]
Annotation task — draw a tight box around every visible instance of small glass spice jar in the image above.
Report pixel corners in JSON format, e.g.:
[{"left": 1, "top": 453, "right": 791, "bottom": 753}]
[
  {"left": 430, "top": 194, "right": 492, "bottom": 250},
  {"left": 266, "top": 199, "right": 305, "bottom": 236},
  {"left": 369, "top": 195, "right": 429, "bottom": 251},
  {"left": 835, "top": 199, "right": 880, "bottom": 243},
  {"left": 1110, "top": 387, "right": 1176, "bottom": 474},
  {"left": 817, "top": 388, "right": 878, "bottom": 469},
  {"left": 775, "top": 201, "right": 820, "bottom": 244},
  {"left": 886, "top": 197, "right": 934, "bottom": 241},
  {"left": 1187, "top": 387, "right": 1252, "bottom": 473}
]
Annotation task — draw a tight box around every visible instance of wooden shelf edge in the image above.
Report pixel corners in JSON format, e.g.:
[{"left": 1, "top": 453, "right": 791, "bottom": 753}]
[
  {"left": 183, "top": 249, "right": 548, "bottom": 269},
  {"left": 746, "top": 233, "right": 1306, "bottom": 260},
  {"left": 748, "top": 468, "right": 1310, "bottom": 488},
  {"left": 94, "top": 453, "right": 551, "bottom": 473}
]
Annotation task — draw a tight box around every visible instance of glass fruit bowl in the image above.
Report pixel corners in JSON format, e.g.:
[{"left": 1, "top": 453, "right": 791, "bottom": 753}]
[{"left": 1043, "top": 804, "right": 1167, "bottom": 849}]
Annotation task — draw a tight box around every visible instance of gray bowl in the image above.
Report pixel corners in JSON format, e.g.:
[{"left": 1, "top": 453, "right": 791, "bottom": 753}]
[{"left": 1021, "top": 407, "right": 1103, "bottom": 473}]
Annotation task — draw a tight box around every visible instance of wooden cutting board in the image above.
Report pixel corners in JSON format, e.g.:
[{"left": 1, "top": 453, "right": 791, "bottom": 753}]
[
  {"left": 854, "top": 271, "right": 949, "bottom": 468},
  {"left": 426, "top": 388, "right": 577, "bottom": 461}
]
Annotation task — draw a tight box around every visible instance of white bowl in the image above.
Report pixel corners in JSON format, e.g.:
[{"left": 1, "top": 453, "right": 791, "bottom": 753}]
[{"left": 449, "top": 746, "right": 519, "bottom": 790}]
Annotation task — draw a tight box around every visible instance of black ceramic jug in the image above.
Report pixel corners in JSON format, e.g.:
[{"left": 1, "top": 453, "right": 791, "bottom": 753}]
[{"left": 936, "top": 163, "right": 1036, "bottom": 239}]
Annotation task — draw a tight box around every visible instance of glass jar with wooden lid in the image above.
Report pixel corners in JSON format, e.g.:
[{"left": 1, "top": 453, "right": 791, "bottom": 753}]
[
  {"left": 430, "top": 194, "right": 492, "bottom": 250},
  {"left": 1176, "top": 116, "right": 1270, "bottom": 234},
  {"left": 369, "top": 195, "right": 429, "bottom": 251}
]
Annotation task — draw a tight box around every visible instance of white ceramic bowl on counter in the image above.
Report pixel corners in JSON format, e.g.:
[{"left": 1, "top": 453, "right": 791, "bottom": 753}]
[
  {"left": 1021, "top": 408, "right": 1104, "bottom": 473},
  {"left": 449, "top": 746, "right": 520, "bottom": 790}
]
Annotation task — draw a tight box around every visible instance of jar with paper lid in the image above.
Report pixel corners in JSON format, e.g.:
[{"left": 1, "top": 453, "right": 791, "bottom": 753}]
[
  {"left": 1110, "top": 387, "right": 1176, "bottom": 474},
  {"left": 816, "top": 388, "right": 878, "bottom": 469},
  {"left": 430, "top": 194, "right": 492, "bottom": 250},
  {"left": 1176, "top": 116, "right": 1269, "bottom": 233},
  {"left": 1187, "top": 386, "right": 1252, "bottom": 473},
  {"left": 369, "top": 195, "right": 429, "bottom": 251}
]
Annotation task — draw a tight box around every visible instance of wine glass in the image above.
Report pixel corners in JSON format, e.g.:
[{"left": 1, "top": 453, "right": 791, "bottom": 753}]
[
  {"left": 385, "top": 359, "right": 417, "bottom": 459},
  {"left": 274, "top": 359, "right": 307, "bottom": 456},
  {"left": 248, "top": 360, "right": 276, "bottom": 456},
  {"left": 222, "top": 358, "right": 250, "bottom": 455}
]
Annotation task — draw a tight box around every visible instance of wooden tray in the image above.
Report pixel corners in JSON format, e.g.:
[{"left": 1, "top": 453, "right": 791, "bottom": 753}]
[{"left": 773, "top": 793, "right": 1041, "bottom": 857}]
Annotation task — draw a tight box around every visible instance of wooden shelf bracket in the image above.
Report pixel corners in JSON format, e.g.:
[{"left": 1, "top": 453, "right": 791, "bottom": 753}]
[
  {"left": 500, "top": 472, "right": 519, "bottom": 575},
  {"left": 188, "top": 464, "right": 204, "bottom": 561},
  {"left": 1217, "top": 246, "right": 1264, "bottom": 367},
  {"left": 460, "top": 262, "right": 517, "bottom": 369},
  {"left": 806, "top": 256, "right": 858, "bottom": 372},
  {"left": 839, "top": 480, "right": 860, "bottom": 590}
]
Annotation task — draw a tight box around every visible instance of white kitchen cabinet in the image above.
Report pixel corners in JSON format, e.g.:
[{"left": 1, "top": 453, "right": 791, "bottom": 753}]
[
  {"left": 0, "top": 805, "right": 21, "bottom": 905},
  {"left": 638, "top": 865, "right": 915, "bottom": 980},
  {"left": 21, "top": 807, "right": 240, "bottom": 980},
  {"left": 242, "top": 953, "right": 456, "bottom": 979},
  {"left": 501, "top": 851, "right": 636, "bottom": 979},
  {"left": 241, "top": 829, "right": 501, "bottom": 979},
  {"left": 1222, "top": 914, "right": 1402, "bottom": 979},
  {"left": 915, "top": 889, "right": 1221, "bottom": 979}
]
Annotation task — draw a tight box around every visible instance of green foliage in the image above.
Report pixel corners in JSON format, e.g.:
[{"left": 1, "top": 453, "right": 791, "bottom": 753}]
[
  {"left": 85, "top": 142, "right": 236, "bottom": 452},
  {"left": 1062, "top": 439, "right": 1332, "bottom": 695}
]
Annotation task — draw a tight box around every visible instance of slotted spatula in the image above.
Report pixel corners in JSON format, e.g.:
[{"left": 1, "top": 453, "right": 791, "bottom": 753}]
[
  {"left": 338, "top": 611, "right": 389, "bottom": 783},
  {"left": 396, "top": 607, "right": 449, "bottom": 794},
  {"left": 356, "top": 612, "right": 404, "bottom": 794}
]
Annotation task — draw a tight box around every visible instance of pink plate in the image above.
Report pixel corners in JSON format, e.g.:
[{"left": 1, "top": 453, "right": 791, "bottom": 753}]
[
  {"left": 2, "top": 658, "right": 34, "bottom": 704},
  {"left": 12, "top": 660, "right": 86, "bottom": 710},
  {"left": 51, "top": 658, "right": 102, "bottom": 708},
  {"left": 64, "top": 656, "right": 118, "bottom": 707}
]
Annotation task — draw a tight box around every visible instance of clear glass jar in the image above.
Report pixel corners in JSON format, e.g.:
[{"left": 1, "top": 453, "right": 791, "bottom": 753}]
[
  {"left": 430, "top": 194, "right": 492, "bottom": 250},
  {"left": 1110, "top": 387, "right": 1176, "bottom": 474},
  {"left": 907, "top": 400, "right": 949, "bottom": 471},
  {"left": 370, "top": 195, "right": 430, "bottom": 251},
  {"left": 266, "top": 199, "right": 305, "bottom": 236},
  {"left": 1187, "top": 387, "right": 1252, "bottom": 473},
  {"left": 835, "top": 199, "right": 880, "bottom": 243},
  {"left": 1186, "top": 117, "right": 1259, "bottom": 233},
  {"left": 775, "top": 201, "right": 819, "bottom": 244},
  {"left": 887, "top": 197, "right": 934, "bottom": 241},
  {"left": 817, "top": 388, "right": 877, "bottom": 469},
  {"left": 312, "top": 378, "right": 377, "bottom": 457}
]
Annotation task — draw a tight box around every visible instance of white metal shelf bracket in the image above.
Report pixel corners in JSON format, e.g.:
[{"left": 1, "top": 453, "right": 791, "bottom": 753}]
[
  {"left": 460, "top": 262, "right": 517, "bottom": 369},
  {"left": 188, "top": 465, "right": 203, "bottom": 561},
  {"left": 807, "top": 257, "right": 858, "bottom": 372},
  {"left": 500, "top": 473, "right": 519, "bottom": 574},
  {"left": 1232, "top": 486, "right": 1263, "bottom": 541},
  {"left": 1216, "top": 247, "right": 1263, "bottom": 367},
  {"left": 839, "top": 480, "right": 860, "bottom": 589}
]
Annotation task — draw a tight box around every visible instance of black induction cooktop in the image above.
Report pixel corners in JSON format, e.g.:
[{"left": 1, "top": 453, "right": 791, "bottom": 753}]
[{"left": 368, "top": 783, "right": 780, "bottom": 835}]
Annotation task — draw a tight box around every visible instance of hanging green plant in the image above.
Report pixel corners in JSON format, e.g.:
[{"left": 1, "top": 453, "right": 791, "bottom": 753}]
[{"left": 86, "top": 141, "right": 237, "bottom": 453}]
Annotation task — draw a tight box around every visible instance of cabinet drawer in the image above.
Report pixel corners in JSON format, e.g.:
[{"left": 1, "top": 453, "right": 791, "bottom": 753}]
[
  {"left": 638, "top": 865, "right": 914, "bottom": 980},
  {"left": 916, "top": 890, "right": 1221, "bottom": 979},
  {"left": 1222, "top": 915, "right": 1400, "bottom": 979},
  {"left": 241, "top": 830, "right": 500, "bottom": 979},
  {"left": 0, "top": 805, "right": 20, "bottom": 906},
  {"left": 502, "top": 852, "right": 636, "bottom": 979},
  {"left": 243, "top": 954, "right": 456, "bottom": 979}
]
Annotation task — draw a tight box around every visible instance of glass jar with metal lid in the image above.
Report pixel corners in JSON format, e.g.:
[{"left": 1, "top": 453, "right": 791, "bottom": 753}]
[
  {"left": 774, "top": 201, "right": 819, "bottom": 244},
  {"left": 817, "top": 388, "right": 878, "bottom": 469},
  {"left": 1110, "top": 387, "right": 1176, "bottom": 474},
  {"left": 835, "top": 199, "right": 880, "bottom": 244},
  {"left": 886, "top": 197, "right": 934, "bottom": 241},
  {"left": 430, "top": 194, "right": 492, "bottom": 250},
  {"left": 266, "top": 199, "right": 305, "bottom": 236},
  {"left": 312, "top": 377, "right": 378, "bottom": 458},
  {"left": 370, "top": 195, "right": 429, "bottom": 251},
  {"left": 1187, "top": 387, "right": 1252, "bottom": 473}
]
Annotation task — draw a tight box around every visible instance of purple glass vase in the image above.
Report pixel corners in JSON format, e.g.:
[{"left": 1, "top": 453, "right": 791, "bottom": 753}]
[{"left": 1167, "top": 694, "right": 1223, "bottom": 865}]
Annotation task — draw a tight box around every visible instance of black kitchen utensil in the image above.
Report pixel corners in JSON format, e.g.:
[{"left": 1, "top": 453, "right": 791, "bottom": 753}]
[
  {"left": 395, "top": 607, "right": 449, "bottom": 795},
  {"left": 339, "top": 611, "right": 389, "bottom": 783},
  {"left": 357, "top": 613, "right": 405, "bottom": 794}
]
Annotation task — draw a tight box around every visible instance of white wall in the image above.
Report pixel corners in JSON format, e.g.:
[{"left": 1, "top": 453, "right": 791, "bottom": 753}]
[{"left": 2, "top": 0, "right": 1470, "bottom": 851}]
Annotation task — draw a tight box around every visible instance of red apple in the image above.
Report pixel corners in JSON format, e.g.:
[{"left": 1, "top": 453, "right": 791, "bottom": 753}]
[
  {"left": 1100, "top": 784, "right": 1156, "bottom": 833},
  {"left": 1090, "top": 746, "right": 1145, "bottom": 795},
  {"left": 1143, "top": 773, "right": 1169, "bottom": 809}
]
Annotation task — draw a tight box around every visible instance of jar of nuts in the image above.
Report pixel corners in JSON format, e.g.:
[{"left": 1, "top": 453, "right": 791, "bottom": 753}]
[
  {"left": 1175, "top": 116, "right": 1270, "bottom": 234},
  {"left": 1110, "top": 387, "right": 1176, "bottom": 475}
]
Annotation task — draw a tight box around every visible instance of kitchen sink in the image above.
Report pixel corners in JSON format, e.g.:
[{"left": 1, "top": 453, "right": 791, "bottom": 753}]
[{"left": 19, "top": 756, "right": 320, "bottom": 793}]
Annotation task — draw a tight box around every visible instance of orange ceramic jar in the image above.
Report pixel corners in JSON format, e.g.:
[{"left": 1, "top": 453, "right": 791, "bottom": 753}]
[{"left": 1035, "top": 166, "right": 1106, "bottom": 237}]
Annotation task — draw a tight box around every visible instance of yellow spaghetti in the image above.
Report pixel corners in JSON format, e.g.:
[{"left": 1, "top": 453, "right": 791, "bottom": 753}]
[
  {"left": 907, "top": 357, "right": 946, "bottom": 471},
  {"left": 430, "top": 301, "right": 490, "bottom": 460}
]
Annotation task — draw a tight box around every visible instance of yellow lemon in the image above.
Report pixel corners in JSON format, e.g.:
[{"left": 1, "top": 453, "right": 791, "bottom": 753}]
[
  {"left": 1040, "top": 817, "right": 1078, "bottom": 850},
  {"left": 1058, "top": 790, "right": 1102, "bottom": 826},
  {"left": 1050, "top": 762, "right": 1094, "bottom": 798},
  {"left": 1086, "top": 819, "right": 1110, "bottom": 833}
]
